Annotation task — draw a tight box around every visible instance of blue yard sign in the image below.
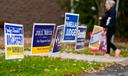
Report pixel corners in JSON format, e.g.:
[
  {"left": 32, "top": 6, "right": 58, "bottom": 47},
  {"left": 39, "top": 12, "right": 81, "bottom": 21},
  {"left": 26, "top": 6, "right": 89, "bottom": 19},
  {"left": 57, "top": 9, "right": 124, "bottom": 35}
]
[
  {"left": 4, "top": 23, "right": 24, "bottom": 60},
  {"left": 52, "top": 25, "right": 64, "bottom": 53},
  {"left": 31, "top": 23, "right": 55, "bottom": 55},
  {"left": 75, "top": 26, "right": 87, "bottom": 50},
  {"left": 63, "top": 13, "right": 79, "bottom": 42}
]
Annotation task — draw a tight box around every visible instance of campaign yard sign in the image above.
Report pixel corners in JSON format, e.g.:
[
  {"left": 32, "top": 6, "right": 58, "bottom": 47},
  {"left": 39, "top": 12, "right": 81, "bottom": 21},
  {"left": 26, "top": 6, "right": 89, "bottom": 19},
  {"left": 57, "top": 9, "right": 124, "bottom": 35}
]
[
  {"left": 31, "top": 23, "right": 55, "bottom": 55},
  {"left": 75, "top": 26, "right": 87, "bottom": 50},
  {"left": 4, "top": 23, "right": 24, "bottom": 60},
  {"left": 63, "top": 13, "right": 79, "bottom": 42},
  {"left": 89, "top": 25, "right": 107, "bottom": 52},
  {"left": 52, "top": 25, "right": 64, "bottom": 53}
]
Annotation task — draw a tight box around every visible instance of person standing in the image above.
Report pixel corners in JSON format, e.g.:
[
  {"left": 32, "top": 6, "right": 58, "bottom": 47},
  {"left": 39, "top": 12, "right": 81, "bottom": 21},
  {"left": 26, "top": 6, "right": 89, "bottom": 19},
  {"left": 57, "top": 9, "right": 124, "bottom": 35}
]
[{"left": 99, "top": 0, "right": 121, "bottom": 57}]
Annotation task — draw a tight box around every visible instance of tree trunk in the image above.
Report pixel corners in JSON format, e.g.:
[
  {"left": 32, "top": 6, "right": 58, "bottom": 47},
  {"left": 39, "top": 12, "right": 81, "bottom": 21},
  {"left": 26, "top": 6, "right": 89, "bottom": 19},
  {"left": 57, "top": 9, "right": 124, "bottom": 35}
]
[{"left": 95, "top": 0, "right": 106, "bottom": 16}]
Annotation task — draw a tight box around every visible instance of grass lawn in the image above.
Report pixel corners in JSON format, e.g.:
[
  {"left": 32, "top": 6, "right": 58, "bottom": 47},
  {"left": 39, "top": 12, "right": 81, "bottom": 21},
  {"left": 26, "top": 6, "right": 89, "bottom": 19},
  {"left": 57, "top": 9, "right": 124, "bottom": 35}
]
[
  {"left": 0, "top": 42, "right": 127, "bottom": 76},
  {"left": 0, "top": 55, "right": 110, "bottom": 76}
]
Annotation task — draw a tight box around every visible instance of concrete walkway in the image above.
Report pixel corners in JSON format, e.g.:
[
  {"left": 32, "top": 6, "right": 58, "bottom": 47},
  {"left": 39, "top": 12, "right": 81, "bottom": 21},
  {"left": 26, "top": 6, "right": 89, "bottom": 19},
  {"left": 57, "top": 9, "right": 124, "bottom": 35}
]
[
  {"left": 1, "top": 50, "right": 128, "bottom": 65},
  {"left": 24, "top": 51, "right": 128, "bottom": 64}
]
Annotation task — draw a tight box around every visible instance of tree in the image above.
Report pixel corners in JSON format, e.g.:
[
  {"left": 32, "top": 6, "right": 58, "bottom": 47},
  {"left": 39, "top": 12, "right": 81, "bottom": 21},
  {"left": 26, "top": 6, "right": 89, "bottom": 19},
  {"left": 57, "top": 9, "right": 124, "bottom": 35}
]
[
  {"left": 117, "top": 0, "right": 128, "bottom": 38},
  {"left": 95, "top": 0, "right": 106, "bottom": 16},
  {"left": 75, "top": 0, "right": 98, "bottom": 34},
  {"left": 58, "top": 0, "right": 128, "bottom": 38}
]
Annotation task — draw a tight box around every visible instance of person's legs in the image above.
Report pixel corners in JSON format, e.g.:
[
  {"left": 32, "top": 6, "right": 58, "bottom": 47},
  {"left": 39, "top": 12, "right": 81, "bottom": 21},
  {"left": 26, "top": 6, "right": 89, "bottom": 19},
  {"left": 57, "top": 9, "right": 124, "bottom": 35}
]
[
  {"left": 106, "top": 28, "right": 121, "bottom": 57},
  {"left": 110, "top": 40, "right": 117, "bottom": 51},
  {"left": 109, "top": 40, "right": 121, "bottom": 57},
  {"left": 106, "top": 29, "right": 113, "bottom": 54},
  {"left": 104, "top": 29, "right": 112, "bottom": 57}
]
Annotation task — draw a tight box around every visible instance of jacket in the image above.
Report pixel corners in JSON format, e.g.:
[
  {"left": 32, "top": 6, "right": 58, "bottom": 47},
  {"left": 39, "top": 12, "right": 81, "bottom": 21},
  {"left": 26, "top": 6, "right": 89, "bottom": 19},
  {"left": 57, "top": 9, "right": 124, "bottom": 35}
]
[{"left": 100, "top": 7, "right": 116, "bottom": 28}]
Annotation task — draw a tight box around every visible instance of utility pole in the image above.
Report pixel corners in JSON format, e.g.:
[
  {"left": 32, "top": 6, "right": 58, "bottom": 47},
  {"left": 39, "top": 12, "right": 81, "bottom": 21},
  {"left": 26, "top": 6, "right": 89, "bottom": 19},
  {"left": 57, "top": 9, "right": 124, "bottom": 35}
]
[
  {"left": 70, "top": 0, "right": 79, "bottom": 13},
  {"left": 116, "top": 0, "right": 119, "bottom": 18},
  {"left": 70, "top": 0, "right": 74, "bottom": 13}
]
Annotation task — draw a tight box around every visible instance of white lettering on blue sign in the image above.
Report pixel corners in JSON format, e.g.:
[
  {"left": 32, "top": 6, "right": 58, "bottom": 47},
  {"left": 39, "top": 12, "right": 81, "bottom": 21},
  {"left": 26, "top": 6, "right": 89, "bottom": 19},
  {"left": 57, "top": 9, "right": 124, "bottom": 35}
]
[
  {"left": 7, "top": 35, "right": 23, "bottom": 45},
  {"left": 66, "top": 17, "right": 70, "bottom": 20},
  {"left": 78, "top": 30, "right": 85, "bottom": 38},
  {"left": 65, "top": 29, "right": 76, "bottom": 36},
  {"left": 37, "top": 39, "right": 51, "bottom": 43},
  {"left": 35, "top": 29, "right": 52, "bottom": 36},
  {"left": 66, "top": 21, "right": 77, "bottom": 27},
  {"left": 6, "top": 27, "right": 22, "bottom": 34}
]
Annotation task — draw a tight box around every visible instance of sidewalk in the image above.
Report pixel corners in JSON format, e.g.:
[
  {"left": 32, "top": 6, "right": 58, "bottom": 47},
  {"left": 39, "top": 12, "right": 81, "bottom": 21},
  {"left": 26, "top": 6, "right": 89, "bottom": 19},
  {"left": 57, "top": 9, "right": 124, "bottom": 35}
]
[
  {"left": 24, "top": 51, "right": 128, "bottom": 65},
  {"left": 1, "top": 50, "right": 128, "bottom": 65}
]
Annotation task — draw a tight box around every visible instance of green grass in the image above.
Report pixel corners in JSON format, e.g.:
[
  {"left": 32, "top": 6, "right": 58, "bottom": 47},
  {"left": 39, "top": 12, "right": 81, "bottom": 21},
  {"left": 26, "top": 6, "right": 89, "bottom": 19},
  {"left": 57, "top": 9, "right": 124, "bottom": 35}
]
[
  {"left": 0, "top": 56, "right": 110, "bottom": 76},
  {"left": 111, "top": 49, "right": 128, "bottom": 57}
]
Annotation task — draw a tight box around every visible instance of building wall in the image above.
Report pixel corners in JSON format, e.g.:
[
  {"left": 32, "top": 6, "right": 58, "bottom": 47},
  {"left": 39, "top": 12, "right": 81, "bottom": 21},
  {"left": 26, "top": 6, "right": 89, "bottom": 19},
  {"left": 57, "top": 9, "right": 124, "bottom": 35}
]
[{"left": 0, "top": 0, "right": 66, "bottom": 36}]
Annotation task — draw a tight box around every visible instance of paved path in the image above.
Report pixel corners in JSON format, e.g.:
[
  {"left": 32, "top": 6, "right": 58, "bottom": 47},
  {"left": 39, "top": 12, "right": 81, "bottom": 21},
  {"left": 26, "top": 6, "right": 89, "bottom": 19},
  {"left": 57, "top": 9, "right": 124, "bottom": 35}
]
[
  {"left": 1, "top": 50, "right": 128, "bottom": 64},
  {"left": 24, "top": 51, "right": 128, "bottom": 63}
]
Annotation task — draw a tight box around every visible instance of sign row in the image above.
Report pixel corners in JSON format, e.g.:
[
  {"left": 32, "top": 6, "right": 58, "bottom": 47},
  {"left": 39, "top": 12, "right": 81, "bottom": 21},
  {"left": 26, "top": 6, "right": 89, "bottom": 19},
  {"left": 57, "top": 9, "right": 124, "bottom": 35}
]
[
  {"left": 4, "top": 13, "right": 106, "bottom": 60},
  {"left": 4, "top": 13, "right": 87, "bottom": 60}
]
